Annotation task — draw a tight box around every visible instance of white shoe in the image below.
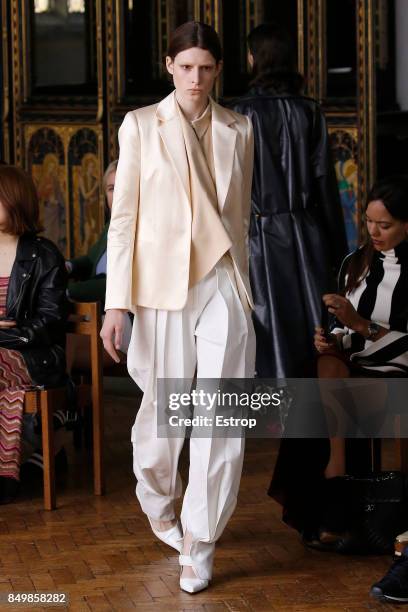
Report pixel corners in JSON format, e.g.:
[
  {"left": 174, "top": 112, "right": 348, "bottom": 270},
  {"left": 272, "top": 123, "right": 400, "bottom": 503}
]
[
  {"left": 179, "top": 554, "right": 209, "bottom": 593},
  {"left": 148, "top": 517, "right": 183, "bottom": 552}
]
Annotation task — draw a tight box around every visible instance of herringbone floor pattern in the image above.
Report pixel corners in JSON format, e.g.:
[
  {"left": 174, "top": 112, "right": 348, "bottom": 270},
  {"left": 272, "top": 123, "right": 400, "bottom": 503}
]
[{"left": 0, "top": 381, "right": 401, "bottom": 611}]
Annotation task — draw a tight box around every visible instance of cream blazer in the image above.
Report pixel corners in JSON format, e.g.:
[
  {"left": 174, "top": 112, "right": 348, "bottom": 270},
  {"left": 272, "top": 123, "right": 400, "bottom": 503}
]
[{"left": 105, "top": 91, "right": 254, "bottom": 312}]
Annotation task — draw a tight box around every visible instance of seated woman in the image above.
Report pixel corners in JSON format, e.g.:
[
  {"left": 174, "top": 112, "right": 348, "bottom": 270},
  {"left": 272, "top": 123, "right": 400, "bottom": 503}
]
[
  {"left": 270, "top": 175, "right": 408, "bottom": 542},
  {"left": 316, "top": 175, "right": 408, "bottom": 475},
  {"left": 65, "top": 160, "right": 131, "bottom": 369},
  {"left": 0, "top": 165, "right": 68, "bottom": 503}
]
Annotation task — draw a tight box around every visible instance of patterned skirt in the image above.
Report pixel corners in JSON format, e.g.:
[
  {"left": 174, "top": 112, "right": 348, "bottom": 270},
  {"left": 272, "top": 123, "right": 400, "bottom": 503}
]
[{"left": 0, "top": 348, "right": 33, "bottom": 481}]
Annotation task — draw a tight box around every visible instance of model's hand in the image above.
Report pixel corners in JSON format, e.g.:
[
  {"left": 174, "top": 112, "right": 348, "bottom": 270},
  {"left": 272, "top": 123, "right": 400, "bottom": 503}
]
[
  {"left": 323, "top": 293, "right": 367, "bottom": 332},
  {"left": 100, "top": 309, "right": 126, "bottom": 363},
  {"left": 0, "top": 319, "right": 16, "bottom": 328},
  {"left": 314, "top": 326, "right": 338, "bottom": 354}
]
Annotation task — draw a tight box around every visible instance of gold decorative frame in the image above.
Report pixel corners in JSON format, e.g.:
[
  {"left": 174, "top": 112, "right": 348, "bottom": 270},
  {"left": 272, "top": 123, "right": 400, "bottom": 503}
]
[
  {"left": 1, "top": 0, "right": 10, "bottom": 162},
  {"left": 10, "top": 0, "right": 23, "bottom": 165},
  {"left": 357, "top": 0, "right": 376, "bottom": 213}
]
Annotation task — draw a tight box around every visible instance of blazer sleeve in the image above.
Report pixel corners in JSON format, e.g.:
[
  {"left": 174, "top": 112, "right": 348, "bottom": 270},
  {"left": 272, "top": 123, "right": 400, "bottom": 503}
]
[
  {"left": 311, "top": 106, "right": 348, "bottom": 273},
  {"left": 105, "top": 112, "right": 140, "bottom": 310}
]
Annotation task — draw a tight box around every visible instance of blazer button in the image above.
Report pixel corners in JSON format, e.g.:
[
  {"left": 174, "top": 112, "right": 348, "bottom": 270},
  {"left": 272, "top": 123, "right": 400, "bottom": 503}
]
[
  {"left": 22, "top": 273, "right": 27, "bottom": 277},
  {"left": 32, "top": 253, "right": 36, "bottom": 258},
  {"left": 43, "top": 360, "right": 47, "bottom": 364}
]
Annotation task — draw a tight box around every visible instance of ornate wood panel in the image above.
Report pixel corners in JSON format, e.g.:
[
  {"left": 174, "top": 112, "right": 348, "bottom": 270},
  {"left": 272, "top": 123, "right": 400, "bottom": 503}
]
[
  {"left": 25, "top": 123, "right": 104, "bottom": 258},
  {"left": 2, "top": 0, "right": 381, "bottom": 249},
  {"left": 305, "top": 0, "right": 376, "bottom": 246}
]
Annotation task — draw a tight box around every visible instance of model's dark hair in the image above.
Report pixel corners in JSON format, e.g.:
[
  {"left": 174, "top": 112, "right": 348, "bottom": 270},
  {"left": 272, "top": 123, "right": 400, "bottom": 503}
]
[
  {"left": 0, "top": 165, "right": 42, "bottom": 235},
  {"left": 247, "top": 23, "right": 303, "bottom": 94},
  {"left": 345, "top": 175, "right": 408, "bottom": 293},
  {"left": 166, "top": 21, "right": 222, "bottom": 63}
]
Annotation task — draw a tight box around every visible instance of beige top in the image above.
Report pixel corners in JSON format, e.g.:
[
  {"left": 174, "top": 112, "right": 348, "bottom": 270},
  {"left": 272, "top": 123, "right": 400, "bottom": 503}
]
[
  {"left": 177, "top": 100, "right": 232, "bottom": 288},
  {"left": 190, "top": 104, "right": 216, "bottom": 186}
]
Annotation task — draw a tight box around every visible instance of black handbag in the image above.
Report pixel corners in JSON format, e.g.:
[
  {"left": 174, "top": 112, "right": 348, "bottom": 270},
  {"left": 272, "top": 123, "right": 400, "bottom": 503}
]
[{"left": 334, "top": 471, "right": 408, "bottom": 555}]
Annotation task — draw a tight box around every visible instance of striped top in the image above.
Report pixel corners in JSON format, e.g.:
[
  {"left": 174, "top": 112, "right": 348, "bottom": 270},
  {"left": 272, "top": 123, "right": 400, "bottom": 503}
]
[
  {"left": 0, "top": 276, "right": 9, "bottom": 318},
  {"left": 332, "top": 241, "right": 408, "bottom": 373}
]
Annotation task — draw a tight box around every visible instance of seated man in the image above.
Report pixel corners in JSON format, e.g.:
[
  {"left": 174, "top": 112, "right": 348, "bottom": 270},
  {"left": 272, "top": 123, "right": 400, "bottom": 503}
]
[
  {"left": 66, "top": 160, "right": 116, "bottom": 306},
  {"left": 65, "top": 160, "right": 131, "bottom": 370}
]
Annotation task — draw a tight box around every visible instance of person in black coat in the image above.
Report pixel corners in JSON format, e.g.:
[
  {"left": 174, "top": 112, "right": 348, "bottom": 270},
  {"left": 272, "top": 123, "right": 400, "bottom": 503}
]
[
  {"left": 232, "top": 23, "right": 348, "bottom": 541},
  {"left": 232, "top": 23, "right": 348, "bottom": 379}
]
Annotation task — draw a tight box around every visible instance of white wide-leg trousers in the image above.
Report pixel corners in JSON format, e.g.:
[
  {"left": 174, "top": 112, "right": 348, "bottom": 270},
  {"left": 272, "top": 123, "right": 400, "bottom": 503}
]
[{"left": 127, "top": 258, "right": 255, "bottom": 577}]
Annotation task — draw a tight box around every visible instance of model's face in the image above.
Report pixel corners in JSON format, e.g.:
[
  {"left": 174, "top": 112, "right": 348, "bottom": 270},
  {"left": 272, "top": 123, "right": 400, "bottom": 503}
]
[
  {"left": 366, "top": 199, "right": 408, "bottom": 251},
  {"left": 166, "top": 47, "right": 222, "bottom": 105},
  {"left": 105, "top": 171, "right": 116, "bottom": 210}
]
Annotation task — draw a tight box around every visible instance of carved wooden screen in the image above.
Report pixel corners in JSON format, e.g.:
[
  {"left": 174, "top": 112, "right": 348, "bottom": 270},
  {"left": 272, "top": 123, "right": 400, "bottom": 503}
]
[
  {"left": 6, "top": 0, "right": 105, "bottom": 258},
  {"left": 2, "top": 0, "right": 383, "bottom": 252}
]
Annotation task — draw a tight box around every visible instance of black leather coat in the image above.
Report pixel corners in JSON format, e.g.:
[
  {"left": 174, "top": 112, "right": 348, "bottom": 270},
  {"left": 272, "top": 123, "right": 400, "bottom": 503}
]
[
  {"left": 0, "top": 234, "right": 68, "bottom": 387},
  {"left": 233, "top": 88, "right": 348, "bottom": 377}
]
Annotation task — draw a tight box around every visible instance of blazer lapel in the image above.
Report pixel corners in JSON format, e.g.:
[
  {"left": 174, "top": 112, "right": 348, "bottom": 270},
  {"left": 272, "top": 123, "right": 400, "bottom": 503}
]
[
  {"left": 157, "top": 92, "right": 190, "bottom": 201},
  {"left": 211, "top": 99, "right": 237, "bottom": 212}
]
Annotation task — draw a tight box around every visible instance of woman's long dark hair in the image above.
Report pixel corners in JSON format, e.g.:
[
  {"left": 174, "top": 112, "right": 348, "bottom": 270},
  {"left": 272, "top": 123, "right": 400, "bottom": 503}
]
[
  {"left": 247, "top": 23, "right": 304, "bottom": 94},
  {"left": 345, "top": 175, "right": 408, "bottom": 293}
]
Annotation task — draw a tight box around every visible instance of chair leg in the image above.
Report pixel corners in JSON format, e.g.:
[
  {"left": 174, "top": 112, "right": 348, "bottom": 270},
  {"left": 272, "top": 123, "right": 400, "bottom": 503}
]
[
  {"left": 40, "top": 391, "right": 56, "bottom": 510},
  {"left": 90, "top": 333, "right": 104, "bottom": 496}
]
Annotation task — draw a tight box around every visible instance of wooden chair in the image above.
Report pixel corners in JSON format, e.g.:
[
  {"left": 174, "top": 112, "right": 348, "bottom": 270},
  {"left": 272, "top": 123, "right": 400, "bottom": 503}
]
[
  {"left": 24, "top": 387, "right": 66, "bottom": 510},
  {"left": 24, "top": 301, "right": 104, "bottom": 510}
]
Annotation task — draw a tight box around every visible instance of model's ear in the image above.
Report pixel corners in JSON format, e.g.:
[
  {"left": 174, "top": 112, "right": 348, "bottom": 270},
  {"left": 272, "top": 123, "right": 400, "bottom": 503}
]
[
  {"left": 247, "top": 52, "right": 254, "bottom": 68},
  {"left": 166, "top": 56, "right": 174, "bottom": 75}
]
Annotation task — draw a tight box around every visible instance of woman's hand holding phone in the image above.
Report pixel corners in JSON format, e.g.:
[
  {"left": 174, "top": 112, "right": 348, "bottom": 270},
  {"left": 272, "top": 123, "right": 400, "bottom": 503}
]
[
  {"left": 323, "top": 293, "right": 367, "bottom": 332},
  {"left": 314, "top": 326, "right": 338, "bottom": 354}
]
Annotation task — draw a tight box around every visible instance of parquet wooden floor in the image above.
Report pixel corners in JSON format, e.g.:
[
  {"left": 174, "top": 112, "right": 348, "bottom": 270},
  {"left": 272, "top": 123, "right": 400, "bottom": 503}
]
[{"left": 0, "top": 379, "right": 402, "bottom": 611}]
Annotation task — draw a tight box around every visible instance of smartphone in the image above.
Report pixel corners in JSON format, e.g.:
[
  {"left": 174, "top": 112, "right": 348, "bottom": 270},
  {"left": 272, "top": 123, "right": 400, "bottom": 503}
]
[{"left": 320, "top": 300, "right": 331, "bottom": 340}]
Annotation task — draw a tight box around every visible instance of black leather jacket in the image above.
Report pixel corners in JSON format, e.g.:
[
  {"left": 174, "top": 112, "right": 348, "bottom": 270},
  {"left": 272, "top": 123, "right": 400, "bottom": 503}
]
[{"left": 0, "top": 234, "right": 68, "bottom": 387}]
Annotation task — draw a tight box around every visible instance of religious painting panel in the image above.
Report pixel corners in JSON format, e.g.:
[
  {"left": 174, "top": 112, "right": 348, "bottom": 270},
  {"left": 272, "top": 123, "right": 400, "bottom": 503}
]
[
  {"left": 68, "top": 127, "right": 103, "bottom": 257},
  {"left": 26, "top": 126, "right": 68, "bottom": 255},
  {"left": 329, "top": 127, "right": 359, "bottom": 250}
]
